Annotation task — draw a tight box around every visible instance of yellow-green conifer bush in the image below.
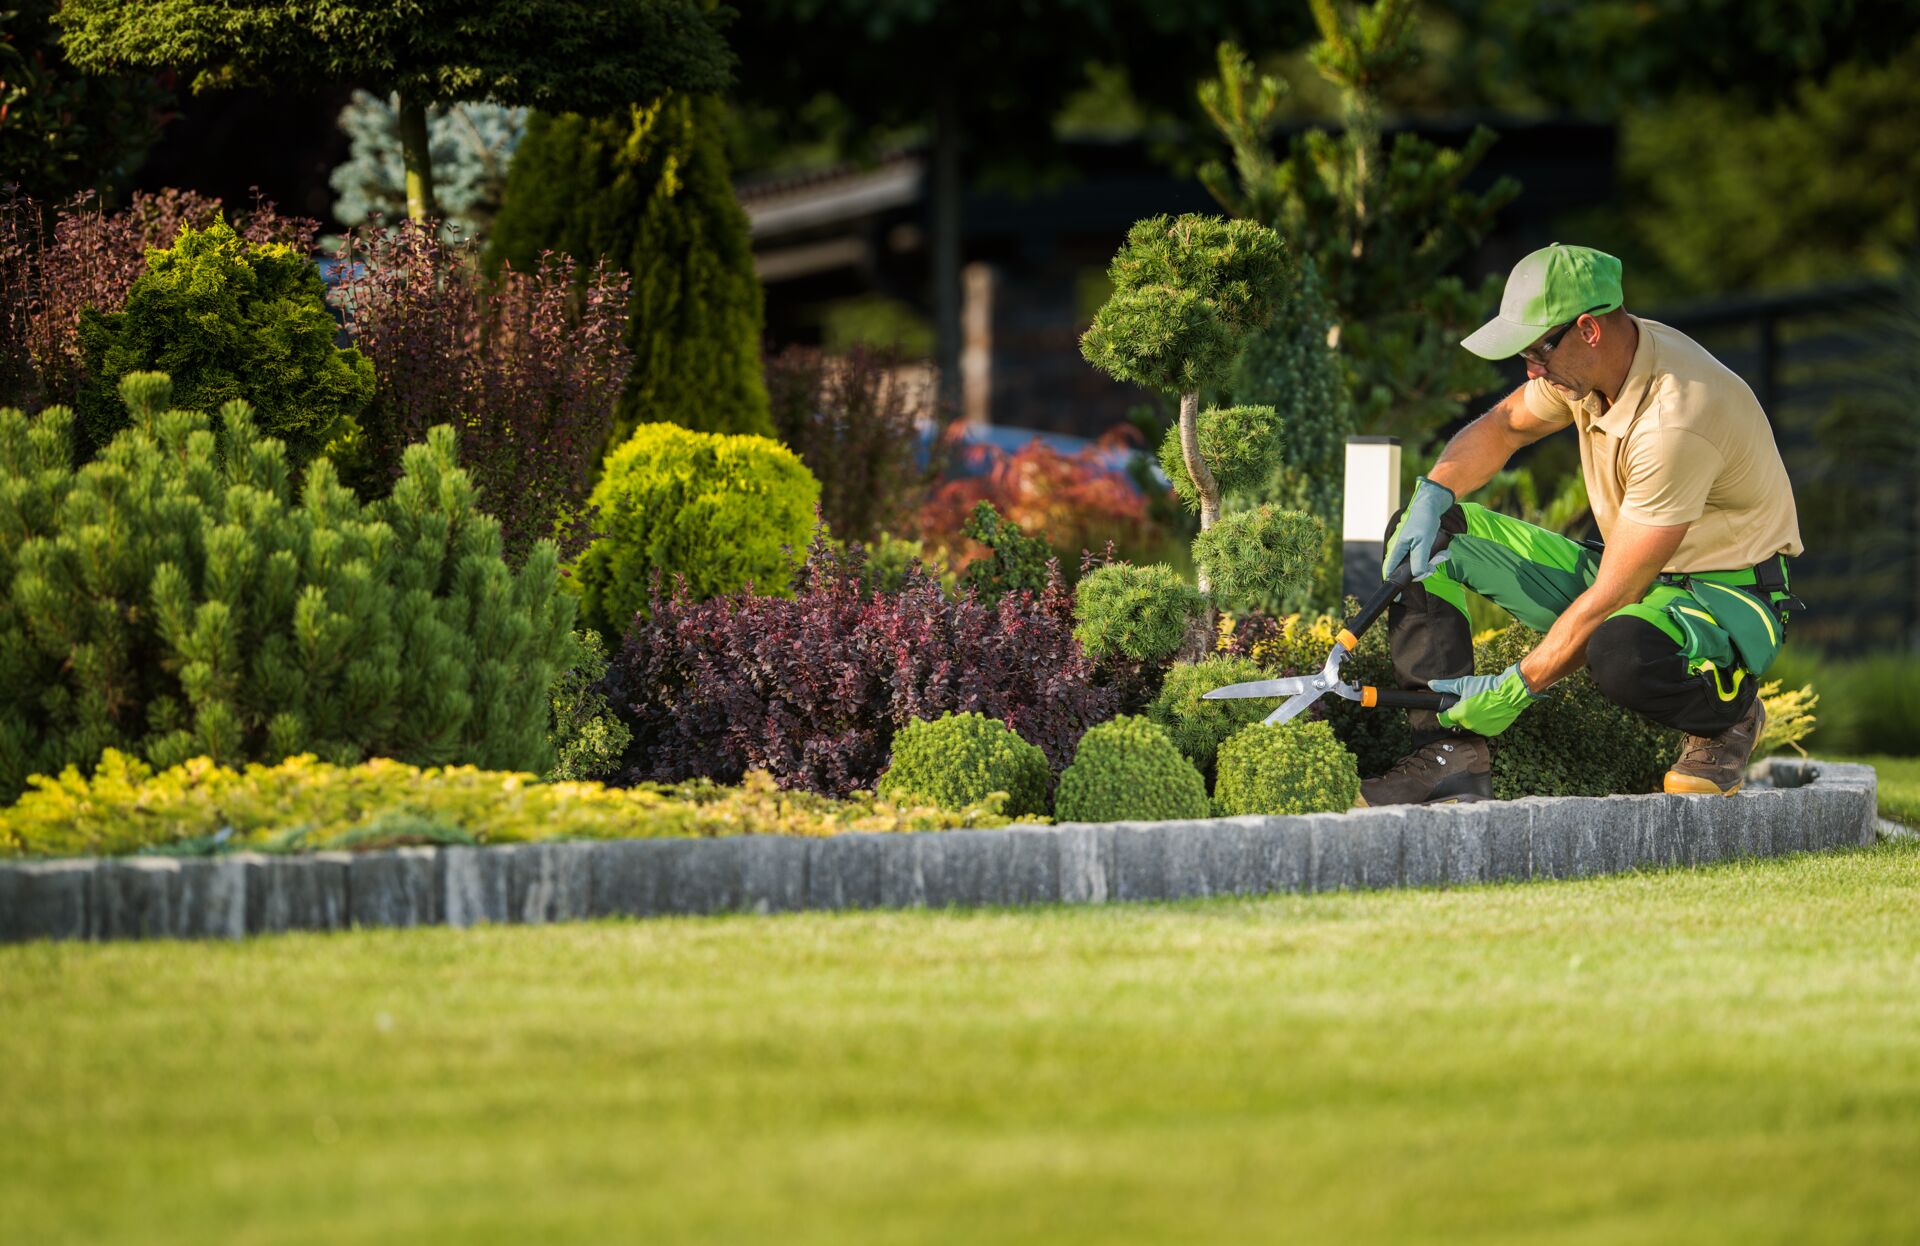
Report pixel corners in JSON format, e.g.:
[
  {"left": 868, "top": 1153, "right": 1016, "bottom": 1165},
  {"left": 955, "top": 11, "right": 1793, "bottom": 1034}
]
[
  {"left": 876, "top": 711, "right": 1051, "bottom": 819},
  {"left": 1147, "top": 655, "right": 1272, "bottom": 775},
  {"left": 570, "top": 422, "right": 820, "bottom": 639},
  {"left": 1213, "top": 720, "right": 1360, "bottom": 816},
  {"left": 1053, "top": 714, "right": 1208, "bottom": 823},
  {"left": 0, "top": 373, "right": 575, "bottom": 802}
]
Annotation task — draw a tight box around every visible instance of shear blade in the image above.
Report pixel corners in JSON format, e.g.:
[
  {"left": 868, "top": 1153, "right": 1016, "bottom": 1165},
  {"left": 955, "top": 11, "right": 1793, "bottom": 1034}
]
[
  {"left": 1262, "top": 691, "right": 1320, "bottom": 725},
  {"left": 1201, "top": 676, "right": 1316, "bottom": 700}
]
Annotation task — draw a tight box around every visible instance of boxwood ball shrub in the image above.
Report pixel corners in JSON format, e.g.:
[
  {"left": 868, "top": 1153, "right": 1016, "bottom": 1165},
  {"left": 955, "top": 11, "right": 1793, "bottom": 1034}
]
[
  {"left": 1054, "top": 714, "right": 1208, "bottom": 823},
  {"left": 1191, "top": 504, "right": 1325, "bottom": 614},
  {"left": 1249, "top": 602, "right": 1407, "bottom": 777},
  {"left": 1073, "top": 561, "right": 1204, "bottom": 664},
  {"left": 74, "top": 221, "right": 373, "bottom": 466},
  {"left": 1147, "top": 655, "right": 1273, "bottom": 775},
  {"left": 0, "top": 373, "right": 576, "bottom": 802},
  {"left": 572, "top": 422, "right": 820, "bottom": 638},
  {"left": 1213, "top": 719, "right": 1360, "bottom": 816},
  {"left": 877, "top": 711, "right": 1050, "bottom": 818}
]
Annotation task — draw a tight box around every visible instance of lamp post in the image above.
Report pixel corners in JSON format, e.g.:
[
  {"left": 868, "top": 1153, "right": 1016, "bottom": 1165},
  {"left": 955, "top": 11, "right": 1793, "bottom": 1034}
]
[{"left": 1342, "top": 435, "right": 1402, "bottom": 602}]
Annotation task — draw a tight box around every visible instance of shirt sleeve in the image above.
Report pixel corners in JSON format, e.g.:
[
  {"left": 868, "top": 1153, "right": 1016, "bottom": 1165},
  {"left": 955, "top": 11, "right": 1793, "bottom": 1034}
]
[
  {"left": 1520, "top": 377, "right": 1576, "bottom": 429},
  {"left": 1617, "top": 426, "right": 1724, "bottom": 527}
]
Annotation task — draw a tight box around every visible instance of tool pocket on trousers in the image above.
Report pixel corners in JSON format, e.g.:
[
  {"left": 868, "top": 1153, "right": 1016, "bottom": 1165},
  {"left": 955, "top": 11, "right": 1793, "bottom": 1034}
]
[
  {"left": 1666, "top": 598, "right": 1740, "bottom": 695},
  {"left": 1686, "top": 579, "right": 1787, "bottom": 677}
]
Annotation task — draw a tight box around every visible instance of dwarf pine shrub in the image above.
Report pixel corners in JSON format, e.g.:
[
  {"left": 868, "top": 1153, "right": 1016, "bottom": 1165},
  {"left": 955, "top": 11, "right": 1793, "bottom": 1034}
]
[
  {"left": 572, "top": 422, "right": 820, "bottom": 639},
  {"left": 1147, "top": 655, "right": 1273, "bottom": 776},
  {"left": 1073, "top": 562, "right": 1204, "bottom": 665},
  {"left": 1212, "top": 719, "right": 1360, "bottom": 816},
  {"left": 877, "top": 711, "right": 1051, "bottom": 819},
  {"left": 1053, "top": 714, "right": 1208, "bottom": 823},
  {"left": 0, "top": 373, "right": 575, "bottom": 802}
]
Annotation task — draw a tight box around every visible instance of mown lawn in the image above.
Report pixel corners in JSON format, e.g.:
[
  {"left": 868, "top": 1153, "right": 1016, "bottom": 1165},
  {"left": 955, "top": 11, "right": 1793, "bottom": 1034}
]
[
  {"left": 4, "top": 838, "right": 1918, "bottom": 1246},
  {"left": 1846, "top": 753, "right": 1920, "bottom": 828}
]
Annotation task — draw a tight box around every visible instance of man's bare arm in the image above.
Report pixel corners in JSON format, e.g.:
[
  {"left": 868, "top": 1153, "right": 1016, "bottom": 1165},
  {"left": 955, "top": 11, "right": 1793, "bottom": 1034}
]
[
  {"left": 1518, "top": 516, "right": 1688, "bottom": 691},
  {"left": 1425, "top": 384, "right": 1563, "bottom": 499}
]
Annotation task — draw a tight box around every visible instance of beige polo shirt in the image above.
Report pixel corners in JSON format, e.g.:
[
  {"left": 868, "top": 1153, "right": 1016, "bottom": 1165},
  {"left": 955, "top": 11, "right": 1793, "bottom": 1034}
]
[{"left": 1522, "top": 316, "right": 1802, "bottom": 573}]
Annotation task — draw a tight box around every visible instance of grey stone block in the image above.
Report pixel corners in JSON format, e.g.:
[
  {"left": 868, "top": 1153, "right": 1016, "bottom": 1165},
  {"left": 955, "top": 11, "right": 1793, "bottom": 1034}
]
[
  {"left": 1156, "top": 823, "right": 1213, "bottom": 900},
  {"left": 1485, "top": 802, "right": 1533, "bottom": 882},
  {"left": 1609, "top": 794, "right": 1677, "bottom": 871},
  {"left": 1054, "top": 825, "right": 1110, "bottom": 905},
  {"left": 348, "top": 847, "right": 441, "bottom": 928},
  {"left": 1396, "top": 806, "right": 1452, "bottom": 888},
  {"left": 1439, "top": 802, "right": 1493, "bottom": 886},
  {"left": 1000, "top": 827, "right": 1062, "bottom": 905},
  {"left": 442, "top": 845, "right": 511, "bottom": 927},
  {"left": 804, "top": 833, "right": 883, "bottom": 910},
  {"left": 739, "top": 835, "right": 810, "bottom": 914},
  {"left": 91, "top": 857, "right": 185, "bottom": 939},
  {"left": 175, "top": 857, "right": 250, "bottom": 939},
  {"left": 247, "top": 852, "right": 350, "bottom": 934},
  {"left": 1108, "top": 822, "right": 1172, "bottom": 902},
  {"left": 508, "top": 841, "right": 595, "bottom": 923},
  {"left": 1311, "top": 810, "right": 1402, "bottom": 892},
  {"left": 1244, "top": 816, "right": 1312, "bottom": 895},
  {"left": 1529, "top": 797, "right": 1613, "bottom": 880},
  {"left": 918, "top": 829, "right": 1012, "bottom": 909},
  {"left": 587, "top": 839, "right": 672, "bottom": 918},
  {"left": 1198, "top": 818, "right": 1270, "bottom": 898},
  {"left": 0, "top": 859, "right": 93, "bottom": 942}
]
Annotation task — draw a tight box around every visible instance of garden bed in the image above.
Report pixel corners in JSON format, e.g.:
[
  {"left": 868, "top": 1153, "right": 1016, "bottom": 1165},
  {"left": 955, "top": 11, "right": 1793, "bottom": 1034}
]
[{"left": 0, "top": 758, "right": 1878, "bottom": 943}]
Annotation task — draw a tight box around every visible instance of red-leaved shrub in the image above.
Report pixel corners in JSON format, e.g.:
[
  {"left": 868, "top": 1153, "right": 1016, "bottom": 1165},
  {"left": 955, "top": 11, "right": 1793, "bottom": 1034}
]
[
  {"left": 330, "top": 220, "right": 632, "bottom": 561},
  {"left": 602, "top": 532, "right": 1117, "bottom": 796},
  {"left": 1, "top": 187, "right": 317, "bottom": 408},
  {"left": 918, "top": 425, "right": 1155, "bottom": 573}
]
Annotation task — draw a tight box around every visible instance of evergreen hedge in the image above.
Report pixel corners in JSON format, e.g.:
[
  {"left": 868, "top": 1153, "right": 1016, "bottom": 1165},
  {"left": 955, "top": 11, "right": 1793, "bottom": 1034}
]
[
  {"left": 877, "top": 711, "right": 1051, "bottom": 819},
  {"left": 0, "top": 373, "right": 575, "bottom": 802},
  {"left": 490, "top": 95, "right": 770, "bottom": 443}
]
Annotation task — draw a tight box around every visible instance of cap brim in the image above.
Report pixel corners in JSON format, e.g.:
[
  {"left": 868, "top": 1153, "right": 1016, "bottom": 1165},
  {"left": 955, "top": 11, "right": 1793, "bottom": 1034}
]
[{"left": 1460, "top": 316, "right": 1547, "bottom": 361}]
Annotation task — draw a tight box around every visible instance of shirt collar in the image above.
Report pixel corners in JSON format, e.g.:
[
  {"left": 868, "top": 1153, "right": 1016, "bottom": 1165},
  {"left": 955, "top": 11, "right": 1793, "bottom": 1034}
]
[{"left": 1592, "top": 315, "right": 1655, "bottom": 437}]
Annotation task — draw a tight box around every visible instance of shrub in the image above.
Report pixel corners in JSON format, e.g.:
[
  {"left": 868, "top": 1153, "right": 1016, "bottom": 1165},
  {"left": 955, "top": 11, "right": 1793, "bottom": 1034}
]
[
  {"left": 1474, "top": 622, "right": 1681, "bottom": 798},
  {"left": 545, "top": 629, "right": 632, "bottom": 783},
  {"left": 572, "top": 423, "right": 820, "bottom": 639},
  {"left": 1148, "top": 656, "right": 1274, "bottom": 776},
  {"left": 330, "top": 91, "right": 526, "bottom": 245},
  {"left": 0, "top": 373, "right": 576, "bottom": 802},
  {"left": 74, "top": 220, "right": 372, "bottom": 465},
  {"left": 1073, "top": 562, "right": 1203, "bottom": 664},
  {"left": 1192, "top": 504, "right": 1326, "bottom": 614},
  {"left": 1054, "top": 714, "right": 1208, "bottom": 823},
  {"left": 2, "top": 187, "right": 318, "bottom": 411},
  {"left": 330, "top": 219, "right": 631, "bottom": 562},
  {"left": 1756, "top": 679, "right": 1818, "bottom": 760},
  {"left": 603, "top": 533, "right": 1115, "bottom": 797},
  {"left": 956, "top": 501, "right": 1055, "bottom": 606},
  {"left": 765, "top": 343, "right": 941, "bottom": 544},
  {"left": 0, "top": 753, "right": 1024, "bottom": 859},
  {"left": 1213, "top": 720, "right": 1360, "bottom": 816},
  {"left": 918, "top": 427, "right": 1156, "bottom": 572},
  {"left": 877, "top": 711, "right": 1051, "bottom": 818},
  {"left": 490, "top": 96, "right": 770, "bottom": 441},
  {"left": 1249, "top": 601, "right": 1409, "bottom": 778},
  {"left": 1157, "top": 403, "right": 1281, "bottom": 512}
]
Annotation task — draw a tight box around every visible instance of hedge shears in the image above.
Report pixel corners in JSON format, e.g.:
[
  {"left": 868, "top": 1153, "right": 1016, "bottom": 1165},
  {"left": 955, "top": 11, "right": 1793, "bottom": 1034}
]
[{"left": 1202, "top": 559, "right": 1461, "bottom": 727}]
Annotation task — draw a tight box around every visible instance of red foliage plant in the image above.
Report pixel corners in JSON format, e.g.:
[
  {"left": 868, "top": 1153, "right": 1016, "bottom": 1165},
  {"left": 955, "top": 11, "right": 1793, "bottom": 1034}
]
[
  {"left": 918, "top": 424, "right": 1154, "bottom": 573},
  {"left": 601, "top": 532, "right": 1117, "bottom": 797},
  {"left": 1, "top": 187, "right": 316, "bottom": 408},
  {"left": 330, "top": 220, "right": 632, "bottom": 562}
]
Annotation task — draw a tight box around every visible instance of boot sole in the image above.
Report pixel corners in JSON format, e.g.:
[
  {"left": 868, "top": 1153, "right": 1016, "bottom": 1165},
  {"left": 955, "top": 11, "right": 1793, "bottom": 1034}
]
[
  {"left": 1354, "top": 791, "right": 1494, "bottom": 809},
  {"left": 1663, "top": 772, "right": 1742, "bottom": 796}
]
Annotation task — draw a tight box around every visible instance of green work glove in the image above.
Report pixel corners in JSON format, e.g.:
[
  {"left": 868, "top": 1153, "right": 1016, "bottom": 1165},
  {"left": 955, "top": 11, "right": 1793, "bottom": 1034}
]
[
  {"left": 1431, "top": 662, "right": 1543, "bottom": 737},
  {"left": 1382, "top": 476, "right": 1455, "bottom": 581}
]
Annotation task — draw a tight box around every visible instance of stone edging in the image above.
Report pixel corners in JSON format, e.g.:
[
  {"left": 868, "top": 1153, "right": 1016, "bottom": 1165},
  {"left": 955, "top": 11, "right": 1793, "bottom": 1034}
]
[{"left": 0, "top": 758, "right": 1880, "bottom": 943}]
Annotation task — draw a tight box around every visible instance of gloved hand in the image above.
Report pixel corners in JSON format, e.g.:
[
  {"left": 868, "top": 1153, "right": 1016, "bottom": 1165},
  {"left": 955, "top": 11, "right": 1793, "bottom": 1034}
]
[
  {"left": 1382, "top": 476, "right": 1455, "bottom": 581},
  {"left": 1431, "top": 662, "right": 1543, "bottom": 737}
]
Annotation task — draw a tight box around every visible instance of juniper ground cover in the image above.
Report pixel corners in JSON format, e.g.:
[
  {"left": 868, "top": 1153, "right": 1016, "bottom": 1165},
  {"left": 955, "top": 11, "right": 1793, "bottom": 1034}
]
[{"left": 5, "top": 839, "right": 1917, "bottom": 1245}]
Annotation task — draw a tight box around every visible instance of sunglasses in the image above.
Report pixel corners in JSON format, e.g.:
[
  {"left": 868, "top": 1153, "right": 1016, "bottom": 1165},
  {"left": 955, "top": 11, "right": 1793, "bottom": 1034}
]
[{"left": 1519, "top": 305, "right": 1610, "bottom": 366}]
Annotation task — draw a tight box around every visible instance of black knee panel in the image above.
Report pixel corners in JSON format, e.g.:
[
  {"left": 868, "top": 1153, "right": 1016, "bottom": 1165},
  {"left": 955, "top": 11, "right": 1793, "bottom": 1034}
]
[{"left": 1586, "top": 615, "right": 1672, "bottom": 706}]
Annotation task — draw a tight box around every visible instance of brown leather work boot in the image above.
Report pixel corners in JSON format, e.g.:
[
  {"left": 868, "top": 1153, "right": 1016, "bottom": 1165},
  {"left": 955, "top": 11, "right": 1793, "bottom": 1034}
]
[
  {"left": 1664, "top": 695, "right": 1767, "bottom": 795},
  {"left": 1357, "top": 737, "right": 1492, "bottom": 807}
]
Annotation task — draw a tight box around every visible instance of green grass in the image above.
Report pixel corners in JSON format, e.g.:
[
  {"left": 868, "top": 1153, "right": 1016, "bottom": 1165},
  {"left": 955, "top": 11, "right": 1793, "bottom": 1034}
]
[
  {"left": 6, "top": 842, "right": 1920, "bottom": 1245},
  {"left": 1842, "top": 753, "right": 1920, "bottom": 828}
]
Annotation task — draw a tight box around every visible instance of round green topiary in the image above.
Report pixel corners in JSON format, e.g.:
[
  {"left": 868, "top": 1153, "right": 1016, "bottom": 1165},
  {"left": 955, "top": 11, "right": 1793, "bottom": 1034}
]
[
  {"left": 877, "top": 712, "right": 1051, "bottom": 818},
  {"left": 572, "top": 422, "right": 820, "bottom": 638},
  {"left": 1213, "top": 719, "right": 1360, "bottom": 816},
  {"left": 1054, "top": 714, "right": 1208, "bottom": 823},
  {"left": 1073, "top": 562, "right": 1203, "bottom": 664},
  {"left": 1192, "top": 504, "right": 1326, "bottom": 614},
  {"left": 1147, "top": 656, "right": 1273, "bottom": 775},
  {"left": 1157, "top": 404, "right": 1281, "bottom": 511}
]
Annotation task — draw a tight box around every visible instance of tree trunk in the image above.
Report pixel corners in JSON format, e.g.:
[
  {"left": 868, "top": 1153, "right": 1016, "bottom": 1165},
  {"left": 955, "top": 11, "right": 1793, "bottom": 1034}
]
[
  {"left": 931, "top": 82, "right": 962, "bottom": 408},
  {"left": 1177, "top": 389, "right": 1220, "bottom": 662},
  {"left": 397, "top": 91, "right": 439, "bottom": 224}
]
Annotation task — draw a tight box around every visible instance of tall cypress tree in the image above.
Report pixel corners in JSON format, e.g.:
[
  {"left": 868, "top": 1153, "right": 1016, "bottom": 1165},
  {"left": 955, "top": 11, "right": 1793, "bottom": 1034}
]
[{"left": 490, "top": 95, "right": 771, "bottom": 443}]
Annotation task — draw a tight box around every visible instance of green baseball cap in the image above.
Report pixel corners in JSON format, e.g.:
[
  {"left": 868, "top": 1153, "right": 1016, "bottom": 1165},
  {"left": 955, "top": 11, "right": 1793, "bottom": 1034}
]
[{"left": 1461, "top": 243, "right": 1624, "bottom": 360}]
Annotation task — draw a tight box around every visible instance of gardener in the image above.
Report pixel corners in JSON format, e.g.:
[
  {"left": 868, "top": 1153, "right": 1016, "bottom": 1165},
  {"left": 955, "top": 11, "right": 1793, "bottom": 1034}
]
[{"left": 1361, "top": 243, "right": 1803, "bottom": 805}]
